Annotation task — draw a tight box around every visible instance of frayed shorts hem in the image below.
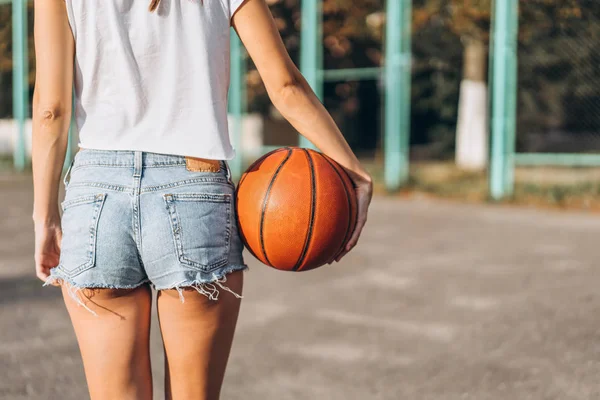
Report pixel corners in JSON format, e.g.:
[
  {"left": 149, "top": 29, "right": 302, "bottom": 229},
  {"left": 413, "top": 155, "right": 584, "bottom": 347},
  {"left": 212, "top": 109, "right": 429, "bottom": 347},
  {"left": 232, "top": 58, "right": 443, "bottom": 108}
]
[
  {"left": 150, "top": 264, "right": 248, "bottom": 303},
  {"left": 150, "top": 263, "right": 248, "bottom": 291},
  {"left": 42, "top": 263, "right": 248, "bottom": 316},
  {"left": 43, "top": 274, "right": 150, "bottom": 290}
]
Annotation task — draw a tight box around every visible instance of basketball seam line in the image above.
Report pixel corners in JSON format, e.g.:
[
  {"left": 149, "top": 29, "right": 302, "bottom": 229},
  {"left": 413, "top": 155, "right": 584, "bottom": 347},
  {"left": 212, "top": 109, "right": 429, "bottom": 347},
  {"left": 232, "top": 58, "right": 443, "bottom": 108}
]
[
  {"left": 237, "top": 147, "right": 288, "bottom": 191},
  {"left": 293, "top": 149, "right": 316, "bottom": 271},
  {"left": 259, "top": 147, "right": 293, "bottom": 267},
  {"left": 322, "top": 155, "right": 353, "bottom": 261},
  {"left": 235, "top": 150, "right": 277, "bottom": 262}
]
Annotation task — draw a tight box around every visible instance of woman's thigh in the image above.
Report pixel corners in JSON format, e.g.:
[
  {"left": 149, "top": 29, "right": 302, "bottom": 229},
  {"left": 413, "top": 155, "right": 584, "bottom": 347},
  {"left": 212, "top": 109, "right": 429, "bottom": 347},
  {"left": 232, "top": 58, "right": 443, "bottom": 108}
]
[
  {"left": 157, "top": 270, "right": 243, "bottom": 400},
  {"left": 63, "top": 285, "right": 153, "bottom": 400}
]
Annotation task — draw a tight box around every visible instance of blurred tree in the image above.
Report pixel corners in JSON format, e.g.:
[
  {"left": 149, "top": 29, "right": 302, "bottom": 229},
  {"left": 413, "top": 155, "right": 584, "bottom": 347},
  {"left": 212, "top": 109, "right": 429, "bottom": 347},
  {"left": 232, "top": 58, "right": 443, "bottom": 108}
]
[
  {"left": 517, "top": 0, "right": 600, "bottom": 152},
  {"left": 414, "top": 0, "right": 490, "bottom": 78},
  {"left": 253, "top": 0, "right": 384, "bottom": 155},
  {"left": 320, "top": 0, "right": 384, "bottom": 155},
  {"left": 410, "top": 0, "right": 599, "bottom": 157},
  {"left": 0, "top": 3, "right": 35, "bottom": 119},
  {"left": 0, "top": 0, "right": 597, "bottom": 156},
  {"left": 0, "top": 6, "right": 14, "bottom": 118},
  {"left": 412, "top": 0, "right": 490, "bottom": 165}
]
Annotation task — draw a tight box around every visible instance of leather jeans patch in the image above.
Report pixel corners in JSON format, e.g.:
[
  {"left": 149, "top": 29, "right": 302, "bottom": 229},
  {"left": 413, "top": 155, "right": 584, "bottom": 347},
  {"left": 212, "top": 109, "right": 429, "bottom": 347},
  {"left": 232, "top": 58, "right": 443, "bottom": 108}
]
[{"left": 185, "top": 156, "right": 221, "bottom": 172}]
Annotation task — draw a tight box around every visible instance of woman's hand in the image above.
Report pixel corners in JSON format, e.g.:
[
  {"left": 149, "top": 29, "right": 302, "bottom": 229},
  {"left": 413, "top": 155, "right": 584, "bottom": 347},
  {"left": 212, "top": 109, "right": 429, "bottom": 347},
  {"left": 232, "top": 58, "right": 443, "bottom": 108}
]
[
  {"left": 34, "top": 220, "right": 62, "bottom": 285},
  {"left": 333, "top": 170, "right": 373, "bottom": 263}
]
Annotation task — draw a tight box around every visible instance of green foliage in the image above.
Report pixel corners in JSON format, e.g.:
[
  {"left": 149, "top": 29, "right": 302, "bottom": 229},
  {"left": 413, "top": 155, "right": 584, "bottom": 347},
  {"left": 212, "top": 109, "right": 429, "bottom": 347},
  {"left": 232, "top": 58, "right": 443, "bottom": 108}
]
[
  {"left": 0, "top": 5, "right": 14, "bottom": 117},
  {"left": 517, "top": 0, "right": 600, "bottom": 151},
  {"left": 0, "top": 0, "right": 598, "bottom": 158},
  {"left": 410, "top": 10, "right": 462, "bottom": 157},
  {"left": 412, "top": 0, "right": 600, "bottom": 156},
  {"left": 0, "top": 3, "right": 34, "bottom": 119}
]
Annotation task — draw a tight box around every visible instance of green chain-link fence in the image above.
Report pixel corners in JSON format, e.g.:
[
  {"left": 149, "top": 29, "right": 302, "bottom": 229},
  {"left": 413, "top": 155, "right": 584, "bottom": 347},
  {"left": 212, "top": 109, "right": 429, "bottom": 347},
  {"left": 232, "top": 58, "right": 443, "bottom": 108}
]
[{"left": 516, "top": 1, "right": 600, "bottom": 159}]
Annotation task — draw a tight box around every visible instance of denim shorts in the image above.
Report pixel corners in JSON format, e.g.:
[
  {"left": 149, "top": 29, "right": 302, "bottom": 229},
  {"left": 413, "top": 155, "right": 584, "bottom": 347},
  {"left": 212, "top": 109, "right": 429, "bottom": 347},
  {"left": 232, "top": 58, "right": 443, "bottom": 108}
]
[{"left": 44, "top": 149, "right": 247, "bottom": 312}]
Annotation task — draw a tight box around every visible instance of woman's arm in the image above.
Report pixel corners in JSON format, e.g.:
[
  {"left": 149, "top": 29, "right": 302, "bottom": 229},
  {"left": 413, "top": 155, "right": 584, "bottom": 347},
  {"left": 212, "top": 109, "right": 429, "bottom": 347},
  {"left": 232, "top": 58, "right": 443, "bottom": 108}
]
[
  {"left": 31, "top": 0, "right": 75, "bottom": 281},
  {"left": 231, "top": 0, "right": 373, "bottom": 262}
]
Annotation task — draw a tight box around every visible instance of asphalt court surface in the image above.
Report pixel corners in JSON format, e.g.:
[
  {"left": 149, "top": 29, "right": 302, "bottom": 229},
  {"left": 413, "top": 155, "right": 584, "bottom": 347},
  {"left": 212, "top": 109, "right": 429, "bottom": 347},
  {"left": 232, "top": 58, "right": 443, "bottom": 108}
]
[{"left": 1, "top": 173, "right": 599, "bottom": 399}]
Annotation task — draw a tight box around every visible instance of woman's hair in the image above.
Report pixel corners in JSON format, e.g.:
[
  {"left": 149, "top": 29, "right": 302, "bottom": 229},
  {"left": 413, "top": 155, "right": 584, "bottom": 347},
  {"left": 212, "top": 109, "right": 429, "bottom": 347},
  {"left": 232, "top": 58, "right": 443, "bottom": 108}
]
[
  {"left": 148, "top": 0, "right": 161, "bottom": 12},
  {"left": 149, "top": 0, "right": 203, "bottom": 12}
]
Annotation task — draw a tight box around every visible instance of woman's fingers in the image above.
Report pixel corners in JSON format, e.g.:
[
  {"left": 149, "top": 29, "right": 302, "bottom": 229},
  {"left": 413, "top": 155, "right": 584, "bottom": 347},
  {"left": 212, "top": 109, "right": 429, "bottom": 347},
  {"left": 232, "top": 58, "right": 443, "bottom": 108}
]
[
  {"left": 333, "top": 181, "right": 372, "bottom": 263},
  {"left": 35, "top": 249, "right": 52, "bottom": 282},
  {"left": 34, "top": 225, "right": 62, "bottom": 283},
  {"left": 36, "top": 265, "right": 50, "bottom": 282},
  {"left": 335, "top": 214, "right": 367, "bottom": 262},
  {"left": 36, "top": 257, "right": 61, "bottom": 285}
]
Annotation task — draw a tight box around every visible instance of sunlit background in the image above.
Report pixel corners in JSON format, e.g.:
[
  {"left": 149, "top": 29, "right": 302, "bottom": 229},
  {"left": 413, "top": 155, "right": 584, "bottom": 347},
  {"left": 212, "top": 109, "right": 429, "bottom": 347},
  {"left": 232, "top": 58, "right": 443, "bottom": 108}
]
[{"left": 1, "top": 1, "right": 599, "bottom": 399}]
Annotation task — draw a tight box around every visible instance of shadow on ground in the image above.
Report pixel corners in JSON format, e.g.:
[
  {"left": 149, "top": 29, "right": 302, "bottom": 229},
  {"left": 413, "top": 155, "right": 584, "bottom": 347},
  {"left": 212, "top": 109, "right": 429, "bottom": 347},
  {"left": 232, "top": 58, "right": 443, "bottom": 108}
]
[{"left": 0, "top": 276, "right": 61, "bottom": 304}]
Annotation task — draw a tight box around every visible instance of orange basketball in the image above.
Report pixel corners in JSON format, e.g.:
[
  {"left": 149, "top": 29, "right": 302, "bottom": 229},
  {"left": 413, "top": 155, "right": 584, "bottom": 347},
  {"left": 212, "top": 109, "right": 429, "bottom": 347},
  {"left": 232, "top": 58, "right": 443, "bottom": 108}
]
[{"left": 235, "top": 147, "right": 358, "bottom": 271}]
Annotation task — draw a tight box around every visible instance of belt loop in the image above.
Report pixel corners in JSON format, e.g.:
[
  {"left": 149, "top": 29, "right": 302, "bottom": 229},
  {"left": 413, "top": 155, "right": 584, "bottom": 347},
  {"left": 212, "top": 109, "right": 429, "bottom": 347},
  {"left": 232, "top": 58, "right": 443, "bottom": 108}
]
[
  {"left": 133, "top": 151, "right": 142, "bottom": 178},
  {"left": 62, "top": 157, "right": 75, "bottom": 187}
]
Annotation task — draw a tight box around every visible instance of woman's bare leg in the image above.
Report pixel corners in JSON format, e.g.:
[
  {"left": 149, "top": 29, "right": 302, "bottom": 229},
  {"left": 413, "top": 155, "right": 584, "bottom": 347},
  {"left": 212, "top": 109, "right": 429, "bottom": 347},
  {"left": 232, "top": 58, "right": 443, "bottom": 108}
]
[
  {"left": 157, "top": 271, "right": 243, "bottom": 400},
  {"left": 62, "top": 284, "right": 153, "bottom": 400}
]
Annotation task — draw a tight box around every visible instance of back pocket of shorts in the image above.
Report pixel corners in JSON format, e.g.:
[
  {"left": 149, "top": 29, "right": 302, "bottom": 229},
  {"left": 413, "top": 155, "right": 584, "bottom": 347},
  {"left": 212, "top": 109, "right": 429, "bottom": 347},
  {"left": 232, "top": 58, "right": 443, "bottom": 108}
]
[
  {"left": 58, "top": 193, "right": 107, "bottom": 277},
  {"left": 163, "top": 193, "right": 231, "bottom": 272}
]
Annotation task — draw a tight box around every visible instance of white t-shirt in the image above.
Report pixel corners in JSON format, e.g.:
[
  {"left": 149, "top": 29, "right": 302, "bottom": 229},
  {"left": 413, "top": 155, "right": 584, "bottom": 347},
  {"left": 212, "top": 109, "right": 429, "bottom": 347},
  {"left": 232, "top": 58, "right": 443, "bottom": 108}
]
[{"left": 64, "top": 0, "right": 245, "bottom": 160}]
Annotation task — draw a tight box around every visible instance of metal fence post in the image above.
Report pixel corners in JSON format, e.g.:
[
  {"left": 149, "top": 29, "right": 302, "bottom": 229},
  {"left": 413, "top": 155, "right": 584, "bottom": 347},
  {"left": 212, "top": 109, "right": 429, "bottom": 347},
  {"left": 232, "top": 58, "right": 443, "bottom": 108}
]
[
  {"left": 299, "top": 0, "right": 322, "bottom": 149},
  {"left": 489, "top": 0, "right": 519, "bottom": 199},
  {"left": 228, "top": 29, "right": 246, "bottom": 181},
  {"left": 384, "top": 0, "right": 412, "bottom": 191},
  {"left": 12, "top": 0, "right": 28, "bottom": 171}
]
